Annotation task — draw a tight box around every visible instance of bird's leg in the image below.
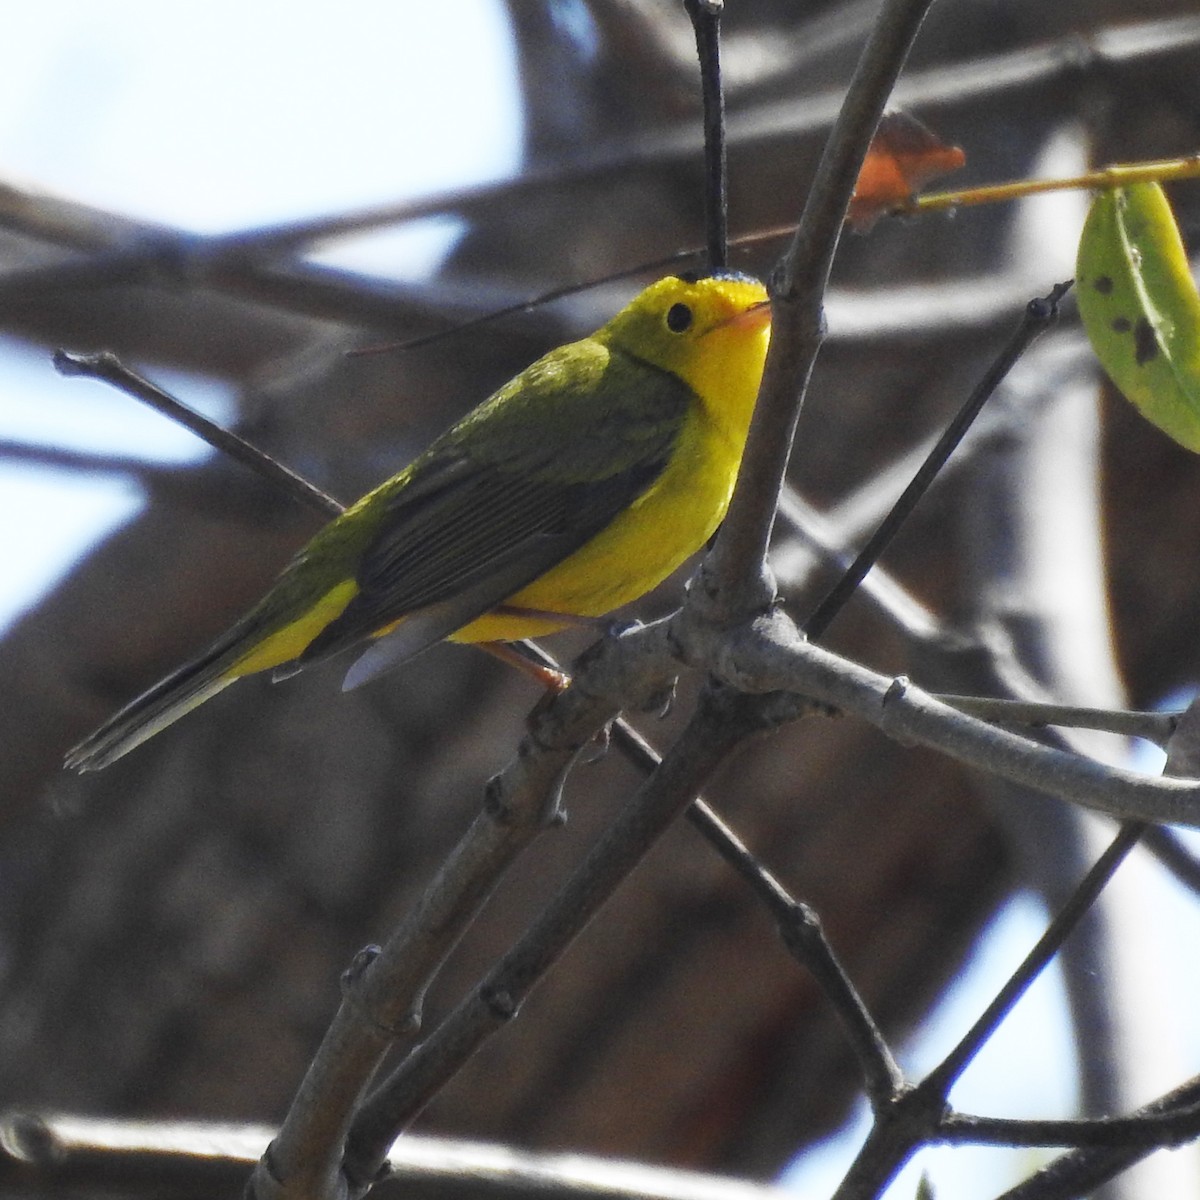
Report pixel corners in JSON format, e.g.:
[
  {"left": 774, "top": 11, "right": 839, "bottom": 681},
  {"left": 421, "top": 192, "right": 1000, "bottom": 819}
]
[
  {"left": 478, "top": 641, "right": 570, "bottom": 692},
  {"left": 480, "top": 605, "right": 612, "bottom": 691}
]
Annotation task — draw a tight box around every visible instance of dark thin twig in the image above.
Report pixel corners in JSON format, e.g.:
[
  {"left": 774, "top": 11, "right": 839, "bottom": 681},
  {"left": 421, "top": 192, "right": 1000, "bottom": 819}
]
[
  {"left": 940, "top": 1100, "right": 1200, "bottom": 1149},
  {"left": 685, "top": 0, "right": 729, "bottom": 271},
  {"left": 831, "top": 823, "right": 1145, "bottom": 1199},
  {"left": 804, "top": 282, "right": 1071, "bottom": 640},
  {"left": 612, "top": 717, "right": 903, "bottom": 1102},
  {"left": 513, "top": 641, "right": 901, "bottom": 1098},
  {"left": 346, "top": 250, "right": 705, "bottom": 357},
  {"left": 344, "top": 225, "right": 1063, "bottom": 361},
  {"left": 53, "top": 351, "right": 344, "bottom": 519},
  {"left": 995, "top": 1075, "right": 1200, "bottom": 1199},
  {"left": 925, "top": 822, "right": 1143, "bottom": 1095}
]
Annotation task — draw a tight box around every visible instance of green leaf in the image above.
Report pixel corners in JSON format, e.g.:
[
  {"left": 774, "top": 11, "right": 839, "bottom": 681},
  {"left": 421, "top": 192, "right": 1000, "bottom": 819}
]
[{"left": 1076, "top": 182, "right": 1200, "bottom": 452}]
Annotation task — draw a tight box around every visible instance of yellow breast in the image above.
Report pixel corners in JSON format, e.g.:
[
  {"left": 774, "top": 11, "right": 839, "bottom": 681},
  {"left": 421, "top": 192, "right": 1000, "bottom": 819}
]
[
  {"left": 452, "top": 407, "right": 739, "bottom": 643},
  {"left": 451, "top": 304, "right": 769, "bottom": 645}
]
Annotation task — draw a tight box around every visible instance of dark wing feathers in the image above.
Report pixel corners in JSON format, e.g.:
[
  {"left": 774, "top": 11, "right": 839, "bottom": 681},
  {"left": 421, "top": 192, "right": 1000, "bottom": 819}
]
[
  {"left": 296, "top": 349, "right": 693, "bottom": 670},
  {"left": 363, "top": 461, "right": 564, "bottom": 606}
]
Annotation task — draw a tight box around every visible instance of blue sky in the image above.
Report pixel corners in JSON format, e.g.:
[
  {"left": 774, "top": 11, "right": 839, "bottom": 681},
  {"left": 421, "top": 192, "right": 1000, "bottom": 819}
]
[{"left": 0, "top": 0, "right": 520, "bottom": 631}]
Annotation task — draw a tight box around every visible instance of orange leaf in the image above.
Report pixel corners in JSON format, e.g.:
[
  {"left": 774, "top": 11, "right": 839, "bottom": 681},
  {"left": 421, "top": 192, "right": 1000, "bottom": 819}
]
[{"left": 848, "top": 111, "right": 966, "bottom": 233}]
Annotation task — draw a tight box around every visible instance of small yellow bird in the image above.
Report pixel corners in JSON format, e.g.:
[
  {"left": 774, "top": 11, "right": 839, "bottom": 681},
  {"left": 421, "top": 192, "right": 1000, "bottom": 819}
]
[{"left": 65, "top": 272, "right": 771, "bottom": 771}]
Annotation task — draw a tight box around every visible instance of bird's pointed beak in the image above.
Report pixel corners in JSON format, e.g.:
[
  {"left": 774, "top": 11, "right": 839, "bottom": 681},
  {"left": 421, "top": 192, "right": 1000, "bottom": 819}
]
[
  {"left": 738, "top": 299, "right": 772, "bottom": 329},
  {"left": 711, "top": 299, "right": 772, "bottom": 334}
]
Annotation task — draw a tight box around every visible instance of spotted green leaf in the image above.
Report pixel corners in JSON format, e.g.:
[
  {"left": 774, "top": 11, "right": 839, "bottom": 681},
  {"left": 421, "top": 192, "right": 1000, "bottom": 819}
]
[{"left": 1076, "top": 181, "right": 1200, "bottom": 452}]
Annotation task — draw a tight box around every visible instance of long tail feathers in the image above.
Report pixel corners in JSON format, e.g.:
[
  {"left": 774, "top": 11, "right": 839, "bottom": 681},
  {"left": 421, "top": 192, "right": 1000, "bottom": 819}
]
[{"left": 64, "top": 649, "right": 238, "bottom": 772}]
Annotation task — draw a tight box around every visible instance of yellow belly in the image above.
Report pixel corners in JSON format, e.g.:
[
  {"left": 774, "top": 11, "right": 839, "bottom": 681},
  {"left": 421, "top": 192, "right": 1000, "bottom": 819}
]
[{"left": 451, "top": 407, "right": 738, "bottom": 644}]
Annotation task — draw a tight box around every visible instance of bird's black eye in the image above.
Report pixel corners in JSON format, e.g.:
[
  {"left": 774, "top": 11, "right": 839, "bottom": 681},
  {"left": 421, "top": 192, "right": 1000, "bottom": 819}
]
[{"left": 666, "top": 303, "right": 693, "bottom": 333}]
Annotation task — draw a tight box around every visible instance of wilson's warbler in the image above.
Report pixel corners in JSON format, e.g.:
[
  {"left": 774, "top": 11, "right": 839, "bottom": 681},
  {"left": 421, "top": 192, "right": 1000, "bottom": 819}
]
[{"left": 65, "top": 272, "right": 771, "bottom": 771}]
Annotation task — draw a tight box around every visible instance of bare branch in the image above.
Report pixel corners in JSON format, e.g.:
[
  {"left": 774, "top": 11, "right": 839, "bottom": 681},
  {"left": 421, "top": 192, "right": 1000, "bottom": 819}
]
[
  {"left": 994, "top": 1076, "right": 1200, "bottom": 1199},
  {"left": 340, "top": 685, "right": 781, "bottom": 1188},
  {"left": 682, "top": 608, "right": 1200, "bottom": 826},
  {"left": 248, "top": 650, "right": 662, "bottom": 1198},
  {"left": 53, "top": 351, "right": 344, "bottom": 517},
  {"left": 937, "top": 696, "right": 1178, "bottom": 746},
  {"left": 705, "top": 0, "right": 936, "bottom": 618}
]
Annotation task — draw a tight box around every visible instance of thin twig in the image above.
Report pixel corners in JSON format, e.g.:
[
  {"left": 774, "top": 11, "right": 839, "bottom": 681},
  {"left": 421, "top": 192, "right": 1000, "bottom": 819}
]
[
  {"left": 940, "top": 1100, "right": 1200, "bottom": 1149},
  {"left": 776, "top": 488, "right": 947, "bottom": 645},
  {"left": 610, "top": 717, "right": 903, "bottom": 1103},
  {"left": 803, "top": 283, "right": 1071, "bottom": 640},
  {"left": 936, "top": 695, "right": 1179, "bottom": 746},
  {"left": 924, "top": 822, "right": 1144, "bottom": 1097},
  {"left": 831, "top": 824, "right": 1144, "bottom": 1198},
  {"left": 994, "top": 1076, "right": 1200, "bottom": 1200},
  {"left": 52, "top": 351, "right": 343, "bottom": 519},
  {"left": 346, "top": 252, "right": 703, "bottom": 356},
  {"left": 912, "top": 154, "right": 1200, "bottom": 217},
  {"left": 685, "top": 0, "right": 728, "bottom": 270}
]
